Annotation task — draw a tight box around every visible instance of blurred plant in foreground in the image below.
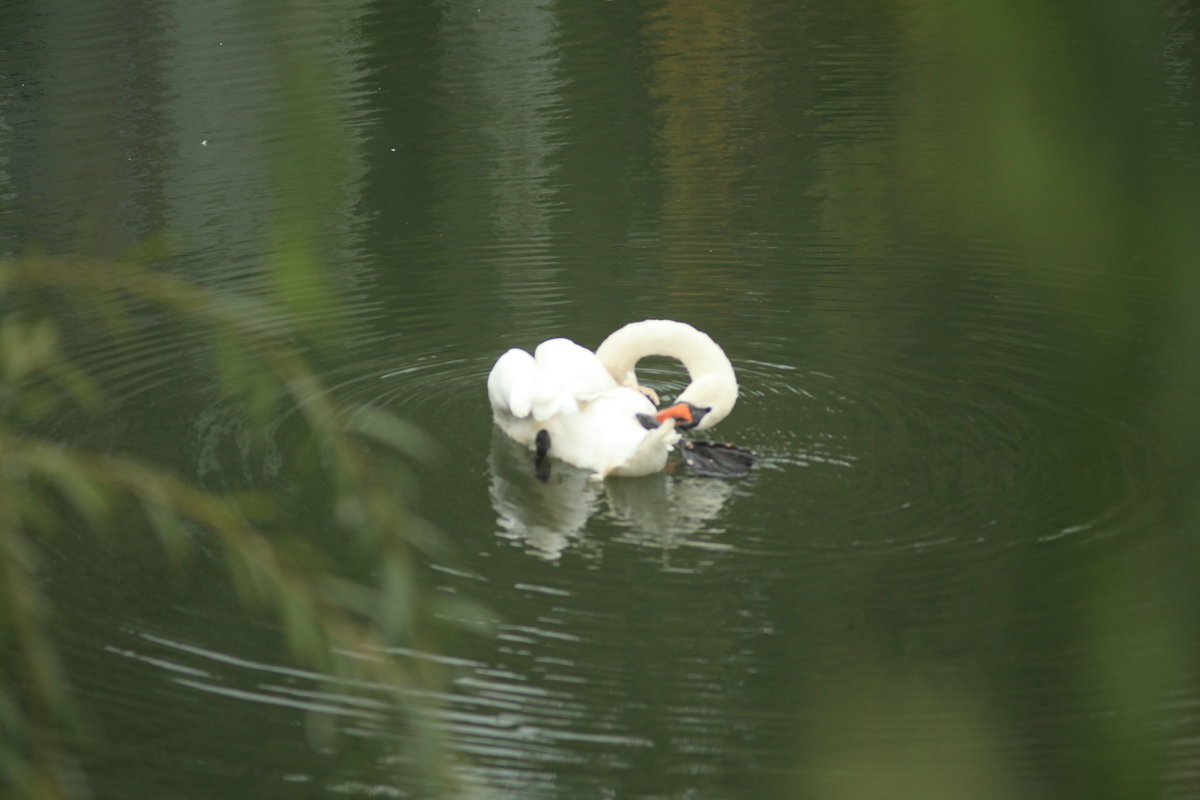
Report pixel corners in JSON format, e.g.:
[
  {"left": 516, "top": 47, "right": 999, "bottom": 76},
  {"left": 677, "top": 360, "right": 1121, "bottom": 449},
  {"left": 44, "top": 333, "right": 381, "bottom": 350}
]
[{"left": 0, "top": 256, "right": 477, "bottom": 799}]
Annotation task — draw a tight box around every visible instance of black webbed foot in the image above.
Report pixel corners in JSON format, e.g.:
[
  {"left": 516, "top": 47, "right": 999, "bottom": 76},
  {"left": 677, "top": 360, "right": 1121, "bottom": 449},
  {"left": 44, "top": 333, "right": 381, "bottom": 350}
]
[
  {"left": 534, "top": 429, "right": 551, "bottom": 482},
  {"left": 677, "top": 440, "right": 758, "bottom": 478}
]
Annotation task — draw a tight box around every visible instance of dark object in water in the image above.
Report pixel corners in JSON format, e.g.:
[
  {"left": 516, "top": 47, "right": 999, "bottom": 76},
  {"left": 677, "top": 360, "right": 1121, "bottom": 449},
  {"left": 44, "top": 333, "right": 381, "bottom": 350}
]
[
  {"left": 678, "top": 439, "right": 758, "bottom": 478},
  {"left": 534, "top": 429, "right": 552, "bottom": 482}
]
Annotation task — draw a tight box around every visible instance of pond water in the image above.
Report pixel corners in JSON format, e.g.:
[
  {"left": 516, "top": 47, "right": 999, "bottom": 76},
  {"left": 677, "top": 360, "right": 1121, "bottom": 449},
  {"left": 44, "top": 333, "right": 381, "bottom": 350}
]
[{"left": 4, "top": 0, "right": 1200, "bottom": 798}]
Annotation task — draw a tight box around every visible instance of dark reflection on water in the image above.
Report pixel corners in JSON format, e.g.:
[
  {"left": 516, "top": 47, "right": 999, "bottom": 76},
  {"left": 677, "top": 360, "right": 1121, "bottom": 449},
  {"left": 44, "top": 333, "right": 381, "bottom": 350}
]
[{"left": 5, "top": 0, "right": 1200, "bottom": 797}]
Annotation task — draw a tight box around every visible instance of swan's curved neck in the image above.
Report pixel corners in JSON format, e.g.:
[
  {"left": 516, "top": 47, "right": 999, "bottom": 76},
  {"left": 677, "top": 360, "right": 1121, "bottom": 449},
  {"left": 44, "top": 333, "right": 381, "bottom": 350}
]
[
  {"left": 595, "top": 320, "right": 738, "bottom": 428},
  {"left": 594, "top": 320, "right": 726, "bottom": 380}
]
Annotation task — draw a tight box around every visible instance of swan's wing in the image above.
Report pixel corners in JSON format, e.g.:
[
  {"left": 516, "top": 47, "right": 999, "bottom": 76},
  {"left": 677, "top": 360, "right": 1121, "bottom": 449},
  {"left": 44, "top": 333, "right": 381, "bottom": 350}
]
[
  {"left": 488, "top": 348, "right": 536, "bottom": 418},
  {"left": 529, "top": 338, "right": 618, "bottom": 420},
  {"left": 534, "top": 338, "right": 617, "bottom": 396},
  {"left": 491, "top": 338, "right": 623, "bottom": 423}
]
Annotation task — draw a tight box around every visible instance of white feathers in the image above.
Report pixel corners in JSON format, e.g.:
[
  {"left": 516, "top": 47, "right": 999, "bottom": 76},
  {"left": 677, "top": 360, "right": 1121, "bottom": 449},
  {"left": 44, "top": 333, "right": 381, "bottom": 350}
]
[
  {"left": 488, "top": 338, "right": 621, "bottom": 423},
  {"left": 487, "top": 348, "right": 536, "bottom": 418},
  {"left": 486, "top": 321, "right": 738, "bottom": 478}
]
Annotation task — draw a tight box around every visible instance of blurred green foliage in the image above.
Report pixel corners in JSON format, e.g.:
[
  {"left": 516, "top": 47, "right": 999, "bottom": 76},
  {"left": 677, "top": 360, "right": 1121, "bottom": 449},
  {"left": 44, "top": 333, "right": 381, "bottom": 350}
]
[{"left": 0, "top": 257, "right": 470, "bottom": 800}]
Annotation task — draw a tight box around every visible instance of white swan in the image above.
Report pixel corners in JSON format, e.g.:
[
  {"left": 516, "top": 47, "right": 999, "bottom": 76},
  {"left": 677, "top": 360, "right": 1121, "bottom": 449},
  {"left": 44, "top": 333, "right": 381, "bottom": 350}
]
[{"left": 487, "top": 319, "right": 738, "bottom": 478}]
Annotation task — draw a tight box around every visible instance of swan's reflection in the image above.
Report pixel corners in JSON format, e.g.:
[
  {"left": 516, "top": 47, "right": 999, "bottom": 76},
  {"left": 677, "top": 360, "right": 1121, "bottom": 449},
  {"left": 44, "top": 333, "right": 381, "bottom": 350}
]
[{"left": 488, "top": 430, "right": 737, "bottom": 560}]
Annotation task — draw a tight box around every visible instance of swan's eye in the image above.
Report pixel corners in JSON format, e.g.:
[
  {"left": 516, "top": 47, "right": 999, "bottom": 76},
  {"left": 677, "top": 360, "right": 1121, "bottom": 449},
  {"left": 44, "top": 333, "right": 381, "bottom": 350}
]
[{"left": 679, "top": 405, "right": 712, "bottom": 430}]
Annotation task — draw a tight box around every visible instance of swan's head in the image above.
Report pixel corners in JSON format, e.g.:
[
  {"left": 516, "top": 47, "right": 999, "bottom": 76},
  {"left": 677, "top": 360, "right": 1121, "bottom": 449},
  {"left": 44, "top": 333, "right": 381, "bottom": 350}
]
[
  {"left": 673, "top": 374, "right": 737, "bottom": 431},
  {"left": 637, "top": 401, "right": 711, "bottom": 432}
]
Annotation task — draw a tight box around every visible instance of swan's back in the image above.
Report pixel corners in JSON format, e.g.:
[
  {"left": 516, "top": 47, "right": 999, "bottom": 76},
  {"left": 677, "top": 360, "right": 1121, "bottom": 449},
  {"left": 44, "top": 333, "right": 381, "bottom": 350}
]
[
  {"left": 528, "top": 338, "right": 617, "bottom": 420},
  {"left": 489, "top": 339, "right": 619, "bottom": 420}
]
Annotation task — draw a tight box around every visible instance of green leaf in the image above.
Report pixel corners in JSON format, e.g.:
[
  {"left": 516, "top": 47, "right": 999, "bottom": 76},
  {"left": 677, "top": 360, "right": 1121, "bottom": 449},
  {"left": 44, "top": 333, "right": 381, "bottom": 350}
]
[
  {"left": 45, "top": 460, "right": 114, "bottom": 531},
  {"left": 350, "top": 407, "right": 440, "bottom": 462},
  {"left": 139, "top": 496, "right": 191, "bottom": 566}
]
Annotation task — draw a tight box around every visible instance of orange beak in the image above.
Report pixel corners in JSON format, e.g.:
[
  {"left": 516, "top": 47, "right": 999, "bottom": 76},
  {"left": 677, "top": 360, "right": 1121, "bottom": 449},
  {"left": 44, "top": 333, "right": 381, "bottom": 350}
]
[{"left": 654, "top": 402, "right": 694, "bottom": 425}]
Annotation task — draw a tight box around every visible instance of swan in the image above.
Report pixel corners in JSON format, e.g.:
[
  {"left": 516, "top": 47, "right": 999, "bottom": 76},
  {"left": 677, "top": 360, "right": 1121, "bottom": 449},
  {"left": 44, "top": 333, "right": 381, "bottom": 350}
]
[{"left": 487, "top": 319, "right": 739, "bottom": 478}]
